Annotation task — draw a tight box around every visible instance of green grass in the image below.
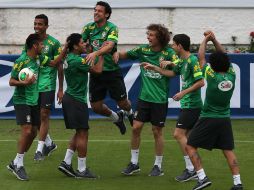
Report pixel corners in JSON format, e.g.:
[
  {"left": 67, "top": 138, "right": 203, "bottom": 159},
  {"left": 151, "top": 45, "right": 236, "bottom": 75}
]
[{"left": 0, "top": 119, "right": 253, "bottom": 190}]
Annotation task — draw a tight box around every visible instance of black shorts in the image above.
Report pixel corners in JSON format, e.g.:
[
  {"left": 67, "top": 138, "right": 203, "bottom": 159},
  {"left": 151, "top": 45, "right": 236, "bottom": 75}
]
[
  {"left": 176, "top": 108, "right": 201, "bottom": 130},
  {"left": 89, "top": 70, "right": 127, "bottom": 102},
  {"left": 187, "top": 117, "right": 234, "bottom": 150},
  {"left": 134, "top": 99, "right": 168, "bottom": 127},
  {"left": 39, "top": 90, "right": 55, "bottom": 110},
  {"left": 62, "top": 93, "right": 89, "bottom": 130},
  {"left": 14, "top": 104, "right": 40, "bottom": 126}
]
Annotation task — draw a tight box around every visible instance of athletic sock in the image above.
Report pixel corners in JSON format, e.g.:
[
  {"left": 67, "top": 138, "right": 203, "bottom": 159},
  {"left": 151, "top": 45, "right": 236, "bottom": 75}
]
[
  {"left": 184, "top": 155, "right": 194, "bottom": 171},
  {"left": 77, "top": 157, "right": 86, "bottom": 172},
  {"left": 64, "top": 149, "right": 74, "bottom": 165},
  {"left": 233, "top": 174, "right": 242, "bottom": 185},
  {"left": 110, "top": 111, "right": 119, "bottom": 122},
  {"left": 36, "top": 141, "right": 45, "bottom": 153},
  {"left": 197, "top": 168, "right": 206, "bottom": 180},
  {"left": 154, "top": 155, "right": 163, "bottom": 169},
  {"left": 14, "top": 153, "right": 24, "bottom": 168},
  {"left": 45, "top": 134, "right": 52, "bottom": 147},
  {"left": 131, "top": 149, "right": 139, "bottom": 165}
]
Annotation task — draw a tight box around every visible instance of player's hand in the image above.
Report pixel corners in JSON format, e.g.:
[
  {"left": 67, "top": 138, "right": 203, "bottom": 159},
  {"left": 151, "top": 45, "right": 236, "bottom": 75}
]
[
  {"left": 22, "top": 74, "right": 36, "bottom": 85},
  {"left": 173, "top": 91, "right": 184, "bottom": 101},
  {"left": 204, "top": 30, "right": 215, "bottom": 41},
  {"left": 160, "top": 61, "right": 175, "bottom": 69},
  {"left": 57, "top": 89, "right": 63, "bottom": 104},
  {"left": 113, "top": 52, "right": 119, "bottom": 64},
  {"left": 86, "top": 52, "right": 98, "bottom": 66},
  {"left": 141, "top": 62, "right": 156, "bottom": 70}
]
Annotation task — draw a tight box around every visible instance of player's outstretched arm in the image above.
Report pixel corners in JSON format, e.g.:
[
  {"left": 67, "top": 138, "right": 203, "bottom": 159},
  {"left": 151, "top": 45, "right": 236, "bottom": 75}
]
[
  {"left": 141, "top": 62, "right": 176, "bottom": 77},
  {"left": 113, "top": 51, "right": 128, "bottom": 64},
  {"left": 49, "top": 42, "right": 68, "bottom": 67},
  {"left": 173, "top": 78, "right": 205, "bottom": 101}
]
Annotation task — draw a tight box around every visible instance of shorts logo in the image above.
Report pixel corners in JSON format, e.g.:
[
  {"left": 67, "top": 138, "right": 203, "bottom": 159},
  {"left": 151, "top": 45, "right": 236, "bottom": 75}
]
[
  {"left": 218, "top": 80, "right": 233, "bottom": 91},
  {"left": 26, "top": 115, "right": 31, "bottom": 123},
  {"left": 120, "top": 94, "right": 125, "bottom": 98},
  {"left": 134, "top": 111, "right": 138, "bottom": 118}
]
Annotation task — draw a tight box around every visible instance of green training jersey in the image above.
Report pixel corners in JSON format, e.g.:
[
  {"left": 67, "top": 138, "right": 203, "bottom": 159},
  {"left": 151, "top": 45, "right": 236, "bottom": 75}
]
[
  {"left": 127, "top": 44, "right": 178, "bottom": 103},
  {"left": 64, "top": 53, "right": 90, "bottom": 103},
  {"left": 22, "top": 35, "right": 62, "bottom": 92},
  {"left": 38, "top": 35, "right": 61, "bottom": 92},
  {"left": 81, "top": 21, "right": 119, "bottom": 71},
  {"left": 173, "top": 54, "right": 203, "bottom": 108},
  {"left": 201, "top": 63, "right": 235, "bottom": 118},
  {"left": 11, "top": 53, "right": 50, "bottom": 105}
]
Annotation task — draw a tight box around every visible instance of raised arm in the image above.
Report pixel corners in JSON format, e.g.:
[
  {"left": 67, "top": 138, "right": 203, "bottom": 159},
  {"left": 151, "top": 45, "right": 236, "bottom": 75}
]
[
  {"left": 141, "top": 62, "right": 176, "bottom": 77},
  {"left": 198, "top": 33, "right": 212, "bottom": 69}
]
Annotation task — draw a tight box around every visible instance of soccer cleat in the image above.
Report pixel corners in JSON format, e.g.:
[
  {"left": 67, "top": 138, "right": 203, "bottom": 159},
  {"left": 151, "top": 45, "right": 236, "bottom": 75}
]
[
  {"left": 34, "top": 151, "right": 44, "bottom": 161},
  {"left": 175, "top": 169, "right": 198, "bottom": 182},
  {"left": 43, "top": 142, "right": 57, "bottom": 156},
  {"left": 127, "top": 112, "right": 134, "bottom": 127},
  {"left": 75, "top": 168, "right": 97, "bottom": 179},
  {"left": 148, "top": 165, "right": 164, "bottom": 176},
  {"left": 114, "top": 110, "right": 126, "bottom": 135},
  {"left": 7, "top": 161, "right": 29, "bottom": 181},
  {"left": 230, "top": 184, "right": 243, "bottom": 190},
  {"left": 192, "top": 176, "right": 212, "bottom": 190},
  {"left": 58, "top": 161, "right": 76, "bottom": 177},
  {"left": 121, "top": 162, "right": 140, "bottom": 175}
]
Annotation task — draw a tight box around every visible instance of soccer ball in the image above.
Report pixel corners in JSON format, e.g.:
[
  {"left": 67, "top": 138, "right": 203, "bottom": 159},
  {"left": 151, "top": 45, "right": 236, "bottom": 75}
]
[{"left": 18, "top": 68, "right": 34, "bottom": 81}]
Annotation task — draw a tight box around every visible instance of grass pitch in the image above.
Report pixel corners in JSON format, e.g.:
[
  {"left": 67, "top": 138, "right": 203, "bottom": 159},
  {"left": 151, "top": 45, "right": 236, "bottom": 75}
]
[{"left": 0, "top": 119, "right": 253, "bottom": 190}]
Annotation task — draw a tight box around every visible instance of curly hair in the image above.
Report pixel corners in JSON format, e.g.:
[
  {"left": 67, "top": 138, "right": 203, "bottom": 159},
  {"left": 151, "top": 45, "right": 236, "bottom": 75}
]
[
  {"left": 147, "top": 24, "right": 171, "bottom": 48},
  {"left": 209, "top": 51, "right": 230, "bottom": 72}
]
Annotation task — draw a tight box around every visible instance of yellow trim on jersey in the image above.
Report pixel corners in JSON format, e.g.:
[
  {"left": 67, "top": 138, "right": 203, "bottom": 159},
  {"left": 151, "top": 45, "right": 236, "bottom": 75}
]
[
  {"left": 42, "top": 56, "right": 49, "bottom": 65},
  {"left": 194, "top": 72, "right": 202, "bottom": 78},
  {"left": 108, "top": 35, "right": 118, "bottom": 41},
  {"left": 205, "top": 66, "right": 210, "bottom": 79}
]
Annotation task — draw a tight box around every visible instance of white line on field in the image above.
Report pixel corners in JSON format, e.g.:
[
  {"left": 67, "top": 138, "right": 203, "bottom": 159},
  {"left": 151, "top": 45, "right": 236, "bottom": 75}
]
[{"left": 0, "top": 139, "right": 254, "bottom": 143}]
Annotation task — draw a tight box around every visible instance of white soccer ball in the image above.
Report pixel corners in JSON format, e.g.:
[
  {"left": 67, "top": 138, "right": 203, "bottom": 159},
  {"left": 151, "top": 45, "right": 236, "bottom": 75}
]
[{"left": 18, "top": 68, "right": 34, "bottom": 81}]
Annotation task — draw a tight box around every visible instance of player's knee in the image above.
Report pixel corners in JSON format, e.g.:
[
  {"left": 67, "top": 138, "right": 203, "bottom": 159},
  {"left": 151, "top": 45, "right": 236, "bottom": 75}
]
[
  {"left": 117, "top": 99, "right": 131, "bottom": 110},
  {"left": 40, "top": 109, "right": 50, "bottom": 120},
  {"left": 90, "top": 103, "right": 102, "bottom": 113},
  {"left": 173, "top": 130, "right": 182, "bottom": 140},
  {"left": 152, "top": 127, "right": 162, "bottom": 138},
  {"left": 22, "top": 127, "right": 34, "bottom": 138}
]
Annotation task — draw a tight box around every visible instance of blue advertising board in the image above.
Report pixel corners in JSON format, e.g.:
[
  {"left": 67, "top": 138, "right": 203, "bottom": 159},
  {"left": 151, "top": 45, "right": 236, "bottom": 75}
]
[{"left": 0, "top": 54, "right": 253, "bottom": 119}]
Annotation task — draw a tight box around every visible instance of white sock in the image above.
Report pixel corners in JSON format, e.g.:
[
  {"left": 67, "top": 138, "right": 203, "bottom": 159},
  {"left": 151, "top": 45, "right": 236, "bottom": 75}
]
[
  {"left": 131, "top": 149, "right": 139, "bottom": 165},
  {"left": 154, "top": 155, "right": 163, "bottom": 169},
  {"left": 64, "top": 149, "right": 74, "bottom": 165},
  {"left": 110, "top": 111, "right": 119, "bottom": 122},
  {"left": 197, "top": 168, "right": 206, "bottom": 180},
  {"left": 125, "top": 109, "right": 133, "bottom": 116},
  {"left": 14, "top": 153, "right": 24, "bottom": 168},
  {"left": 78, "top": 157, "right": 86, "bottom": 172},
  {"left": 45, "top": 134, "right": 52, "bottom": 147},
  {"left": 184, "top": 155, "right": 194, "bottom": 171},
  {"left": 233, "top": 174, "right": 242, "bottom": 185},
  {"left": 36, "top": 141, "right": 45, "bottom": 153}
]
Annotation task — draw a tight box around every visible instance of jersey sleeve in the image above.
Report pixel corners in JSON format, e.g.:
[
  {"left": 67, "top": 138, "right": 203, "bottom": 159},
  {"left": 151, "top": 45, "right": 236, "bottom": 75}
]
[
  {"left": 202, "top": 63, "right": 210, "bottom": 80},
  {"left": 81, "top": 24, "right": 90, "bottom": 42},
  {"left": 39, "top": 55, "right": 51, "bottom": 66},
  {"left": 107, "top": 26, "right": 118, "bottom": 44},
  {"left": 53, "top": 40, "right": 62, "bottom": 60},
  {"left": 76, "top": 57, "right": 90, "bottom": 72},
  {"left": 127, "top": 46, "right": 142, "bottom": 60},
  {"left": 191, "top": 58, "right": 203, "bottom": 81},
  {"left": 11, "top": 60, "right": 21, "bottom": 79}
]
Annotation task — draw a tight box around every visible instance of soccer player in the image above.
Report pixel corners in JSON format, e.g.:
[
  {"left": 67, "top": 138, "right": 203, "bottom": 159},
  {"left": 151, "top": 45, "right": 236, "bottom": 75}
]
[
  {"left": 185, "top": 31, "right": 243, "bottom": 190},
  {"left": 81, "top": 1, "right": 133, "bottom": 135},
  {"left": 32, "top": 14, "right": 64, "bottom": 161},
  {"left": 142, "top": 34, "right": 204, "bottom": 181},
  {"left": 58, "top": 33, "right": 103, "bottom": 178},
  {"left": 114, "top": 24, "right": 178, "bottom": 176},
  {"left": 7, "top": 33, "right": 67, "bottom": 181}
]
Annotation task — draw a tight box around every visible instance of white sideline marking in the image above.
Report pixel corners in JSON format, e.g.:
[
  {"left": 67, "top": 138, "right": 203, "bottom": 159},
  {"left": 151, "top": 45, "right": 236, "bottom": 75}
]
[{"left": 0, "top": 139, "right": 254, "bottom": 143}]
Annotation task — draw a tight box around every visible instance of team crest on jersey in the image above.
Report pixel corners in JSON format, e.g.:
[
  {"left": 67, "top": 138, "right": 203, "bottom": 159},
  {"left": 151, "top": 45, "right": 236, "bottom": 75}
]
[
  {"left": 92, "top": 40, "right": 100, "bottom": 48},
  {"left": 159, "top": 56, "right": 164, "bottom": 62},
  {"left": 218, "top": 80, "right": 233, "bottom": 91},
  {"left": 102, "top": 31, "right": 107, "bottom": 38},
  {"left": 43, "top": 45, "right": 49, "bottom": 54}
]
